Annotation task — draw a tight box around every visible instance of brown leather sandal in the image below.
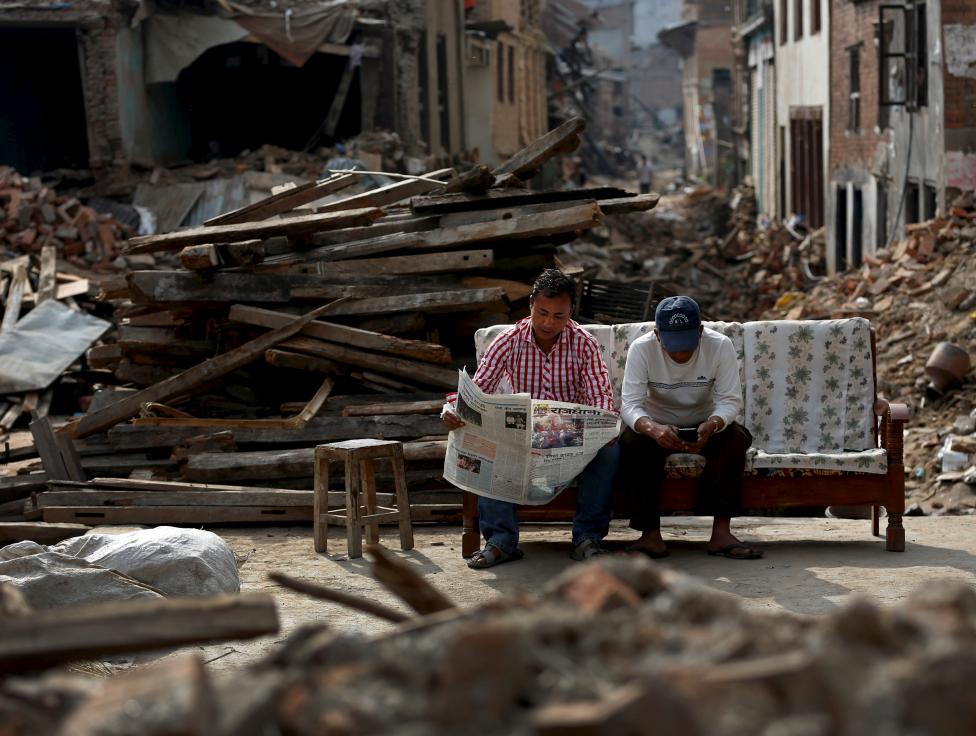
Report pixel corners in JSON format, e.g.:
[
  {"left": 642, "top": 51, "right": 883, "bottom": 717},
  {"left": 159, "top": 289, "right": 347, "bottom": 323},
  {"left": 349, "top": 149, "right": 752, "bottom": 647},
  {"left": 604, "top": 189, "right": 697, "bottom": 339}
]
[{"left": 466, "top": 544, "right": 524, "bottom": 569}]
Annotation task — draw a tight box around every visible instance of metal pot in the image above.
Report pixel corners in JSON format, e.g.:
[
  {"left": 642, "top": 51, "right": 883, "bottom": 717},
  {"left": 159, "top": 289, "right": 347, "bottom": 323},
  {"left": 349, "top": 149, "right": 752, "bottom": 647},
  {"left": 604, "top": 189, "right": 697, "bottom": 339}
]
[{"left": 925, "top": 342, "right": 972, "bottom": 393}]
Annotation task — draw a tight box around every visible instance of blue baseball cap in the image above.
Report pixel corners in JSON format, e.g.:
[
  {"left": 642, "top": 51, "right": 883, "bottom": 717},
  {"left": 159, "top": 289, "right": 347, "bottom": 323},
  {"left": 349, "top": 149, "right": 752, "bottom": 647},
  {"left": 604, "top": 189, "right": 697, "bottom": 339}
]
[{"left": 655, "top": 296, "right": 702, "bottom": 352}]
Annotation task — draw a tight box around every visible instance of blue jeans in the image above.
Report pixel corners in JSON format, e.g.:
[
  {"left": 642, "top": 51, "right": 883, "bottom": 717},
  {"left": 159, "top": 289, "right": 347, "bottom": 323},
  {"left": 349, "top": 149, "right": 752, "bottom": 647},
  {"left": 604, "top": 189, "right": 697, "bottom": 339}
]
[{"left": 478, "top": 441, "right": 620, "bottom": 553}]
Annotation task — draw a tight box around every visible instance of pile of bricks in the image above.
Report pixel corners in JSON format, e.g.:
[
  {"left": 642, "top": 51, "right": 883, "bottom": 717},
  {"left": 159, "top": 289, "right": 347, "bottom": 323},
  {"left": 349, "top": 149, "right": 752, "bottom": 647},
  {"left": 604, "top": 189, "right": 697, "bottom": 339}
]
[{"left": 0, "top": 167, "right": 133, "bottom": 271}]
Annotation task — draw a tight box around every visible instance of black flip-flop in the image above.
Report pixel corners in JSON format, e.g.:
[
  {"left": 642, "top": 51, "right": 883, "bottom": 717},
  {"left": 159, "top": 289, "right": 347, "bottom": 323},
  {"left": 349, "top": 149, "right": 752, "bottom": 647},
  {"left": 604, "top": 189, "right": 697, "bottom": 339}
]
[
  {"left": 466, "top": 545, "right": 524, "bottom": 569},
  {"left": 707, "top": 543, "right": 763, "bottom": 560},
  {"left": 625, "top": 544, "right": 670, "bottom": 560}
]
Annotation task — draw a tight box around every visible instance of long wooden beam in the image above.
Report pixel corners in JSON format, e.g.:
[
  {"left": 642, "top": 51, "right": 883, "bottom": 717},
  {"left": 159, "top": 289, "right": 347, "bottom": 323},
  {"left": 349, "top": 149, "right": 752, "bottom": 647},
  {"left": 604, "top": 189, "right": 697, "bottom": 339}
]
[
  {"left": 0, "top": 594, "right": 279, "bottom": 673},
  {"left": 123, "top": 207, "right": 383, "bottom": 254},
  {"left": 230, "top": 304, "right": 451, "bottom": 364},
  {"left": 315, "top": 168, "right": 454, "bottom": 213},
  {"left": 204, "top": 173, "right": 358, "bottom": 226},
  {"left": 491, "top": 116, "right": 585, "bottom": 181}
]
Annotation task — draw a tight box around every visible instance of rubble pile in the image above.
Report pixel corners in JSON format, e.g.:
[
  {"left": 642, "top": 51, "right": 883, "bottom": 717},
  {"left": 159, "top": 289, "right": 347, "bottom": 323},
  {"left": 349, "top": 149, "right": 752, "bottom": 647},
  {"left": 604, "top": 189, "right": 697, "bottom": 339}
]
[
  {"left": 123, "top": 131, "right": 413, "bottom": 192},
  {"left": 0, "top": 167, "right": 134, "bottom": 270},
  {"left": 0, "top": 172, "right": 117, "bottom": 447},
  {"left": 5, "top": 557, "right": 976, "bottom": 735},
  {"left": 1, "top": 117, "right": 660, "bottom": 528},
  {"left": 561, "top": 182, "right": 825, "bottom": 320},
  {"left": 763, "top": 193, "right": 976, "bottom": 513}
]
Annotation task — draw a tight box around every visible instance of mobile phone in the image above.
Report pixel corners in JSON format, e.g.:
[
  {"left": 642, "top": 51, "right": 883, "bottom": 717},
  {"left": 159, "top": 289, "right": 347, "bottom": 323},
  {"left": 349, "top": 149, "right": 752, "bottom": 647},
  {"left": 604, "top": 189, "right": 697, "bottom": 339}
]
[{"left": 676, "top": 427, "right": 699, "bottom": 443}]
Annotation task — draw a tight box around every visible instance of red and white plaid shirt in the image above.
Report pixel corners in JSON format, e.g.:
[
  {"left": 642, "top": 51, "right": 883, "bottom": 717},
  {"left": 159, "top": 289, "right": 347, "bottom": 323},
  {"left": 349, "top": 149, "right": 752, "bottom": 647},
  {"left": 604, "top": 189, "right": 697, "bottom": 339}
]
[{"left": 450, "top": 317, "right": 616, "bottom": 413}]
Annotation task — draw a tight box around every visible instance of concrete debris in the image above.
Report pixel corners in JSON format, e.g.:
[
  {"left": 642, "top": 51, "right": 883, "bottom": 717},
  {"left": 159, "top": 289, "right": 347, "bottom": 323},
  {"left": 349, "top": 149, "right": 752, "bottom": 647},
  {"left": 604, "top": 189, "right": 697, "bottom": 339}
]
[
  {"left": 560, "top": 182, "right": 825, "bottom": 320},
  {"left": 5, "top": 559, "right": 976, "bottom": 735},
  {"left": 761, "top": 194, "right": 976, "bottom": 515}
]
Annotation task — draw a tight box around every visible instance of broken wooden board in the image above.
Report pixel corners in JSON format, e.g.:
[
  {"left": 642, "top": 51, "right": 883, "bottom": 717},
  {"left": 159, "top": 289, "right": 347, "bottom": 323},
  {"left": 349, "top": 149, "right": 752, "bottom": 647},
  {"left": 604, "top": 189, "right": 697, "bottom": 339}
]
[
  {"left": 107, "top": 415, "right": 448, "bottom": 450},
  {"left": 230, "top": 304, "right": 452, "bottom": 364},
  {"left": 37, "top": 245, "right": 57, "bottom": 303},
  {"left": 0, "top": 593, "right": 279, "bottom": 673},
  {"left": 265, "top": 349, "right": 344, "bottom": 375},
  {"left": 125, "top": 271, "right": 395, "bottom": 304},
  {"left": 315, "top": 168, "right": 454, "bottom": 213},
  {"left": 40, "top": 506, "right": 312, "bottom": 525},
  {"left": 598, "top": 192, "right": 660, "bottom": 214},
  {"left": 204, "top": 174, "right": 357, "bottom": 226},
  {"left": 294, "top": 288, "right": 507, "bottom": 317},
  {"left": 0, "top": 521, "right": 89, "bottom": 545},
  {"left": 36, "top": 489, "right": 313, "bottom": 508},
  {"left": 341, "top": 399, "right": 443, "bottom": 417},
  {"left": 305, "top": 215, "right": 440, "bottom": 247},
  {"left": 279, "top": 336, "right": 458, "bottom": 388},
  {"left": 176, "top": 440, "right": 447, "bottom": 482},
  {"left": 443, "top": 164, "right": 495, "bottom": 194},
  {"left": 0, "top": 264, "right": 26, "bottom": 332},
  {"left": 410, "top": 186, "right": 627, "bottom": 215},
  {"left": 67, "top": 301, "right": 345, "bottom": 439},
  {"left": 123, "top": 207, "right": 383, "bottom": 254},
  {"left": 179, "top": 240, "right": 264, "bottom": 271},
  {"left": 312, "top": 249, "right": 493, "bottom": 277},
  {"left": 492, "top": 116, "right": 585, "bottom": 181}
]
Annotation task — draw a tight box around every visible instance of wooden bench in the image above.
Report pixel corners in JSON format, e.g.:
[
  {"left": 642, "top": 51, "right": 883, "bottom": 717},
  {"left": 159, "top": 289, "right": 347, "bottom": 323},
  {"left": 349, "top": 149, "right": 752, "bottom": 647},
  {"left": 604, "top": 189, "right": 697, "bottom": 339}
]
[{"left": 461, "top": 318, "right": 909, "bottom": 556}]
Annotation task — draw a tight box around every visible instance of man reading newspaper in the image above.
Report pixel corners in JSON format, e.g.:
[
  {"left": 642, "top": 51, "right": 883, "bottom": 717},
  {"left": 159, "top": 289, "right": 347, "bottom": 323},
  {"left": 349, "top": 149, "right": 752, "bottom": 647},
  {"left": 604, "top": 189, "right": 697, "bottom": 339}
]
[{"left": 441, "top": 269, "right": 619, "bottom": 569}]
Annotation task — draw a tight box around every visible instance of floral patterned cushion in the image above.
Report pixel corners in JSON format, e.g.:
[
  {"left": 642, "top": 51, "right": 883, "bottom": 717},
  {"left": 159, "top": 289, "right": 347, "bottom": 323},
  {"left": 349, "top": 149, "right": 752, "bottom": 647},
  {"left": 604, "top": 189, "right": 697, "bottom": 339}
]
[
  {"left": 750, "top": 448, "right": 887, "bottom": 474},
  {"left": 743, "top": 319, "right": 875, "bottom": 453}
]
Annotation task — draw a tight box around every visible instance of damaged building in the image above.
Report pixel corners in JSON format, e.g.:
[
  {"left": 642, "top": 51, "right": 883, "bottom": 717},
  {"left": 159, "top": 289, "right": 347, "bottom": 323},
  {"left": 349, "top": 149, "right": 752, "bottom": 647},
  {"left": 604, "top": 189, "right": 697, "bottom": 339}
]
[
  {"left": 0, "top": 0, "right": 473, "bottom": 177},
  {"left": 828, "top": 0, "right": 976, "bottom": 272}
]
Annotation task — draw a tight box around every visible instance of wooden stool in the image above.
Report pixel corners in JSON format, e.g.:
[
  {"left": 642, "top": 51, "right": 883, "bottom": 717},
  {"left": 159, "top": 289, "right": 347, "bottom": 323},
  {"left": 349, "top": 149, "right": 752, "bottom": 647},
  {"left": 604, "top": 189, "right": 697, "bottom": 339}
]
[{"left": 313, "top": 439, "right": 414, "bottom": 558}]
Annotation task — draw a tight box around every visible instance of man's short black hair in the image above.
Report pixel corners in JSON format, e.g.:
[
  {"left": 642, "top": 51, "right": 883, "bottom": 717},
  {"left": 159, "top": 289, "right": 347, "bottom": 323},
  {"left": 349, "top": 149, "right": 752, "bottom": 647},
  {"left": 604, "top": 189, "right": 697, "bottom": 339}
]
[{"left": 531, "top": 269, "right": 577, "bottom": 310}]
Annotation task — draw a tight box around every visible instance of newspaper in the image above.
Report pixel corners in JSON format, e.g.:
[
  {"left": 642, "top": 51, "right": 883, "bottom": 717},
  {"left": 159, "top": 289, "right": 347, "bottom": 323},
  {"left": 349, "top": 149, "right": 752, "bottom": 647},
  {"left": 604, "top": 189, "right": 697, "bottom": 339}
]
[{"left": 443, "top": 370, "right": 620, "bottom": 505}]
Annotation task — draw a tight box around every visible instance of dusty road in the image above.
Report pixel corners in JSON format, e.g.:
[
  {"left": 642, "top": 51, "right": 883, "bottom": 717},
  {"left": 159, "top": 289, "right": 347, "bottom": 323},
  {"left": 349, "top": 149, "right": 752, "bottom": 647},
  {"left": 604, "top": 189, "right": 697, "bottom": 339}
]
[{"left": 176, "top": 515, "right": 976, "bottom": 670}]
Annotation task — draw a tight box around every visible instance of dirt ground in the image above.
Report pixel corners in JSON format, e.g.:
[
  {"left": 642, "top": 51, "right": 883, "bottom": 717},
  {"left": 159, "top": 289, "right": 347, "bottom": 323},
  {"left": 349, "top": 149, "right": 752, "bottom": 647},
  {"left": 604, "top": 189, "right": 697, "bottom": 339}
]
[{"left": 164, "top": 515, "right": 976, "bottom": 671}]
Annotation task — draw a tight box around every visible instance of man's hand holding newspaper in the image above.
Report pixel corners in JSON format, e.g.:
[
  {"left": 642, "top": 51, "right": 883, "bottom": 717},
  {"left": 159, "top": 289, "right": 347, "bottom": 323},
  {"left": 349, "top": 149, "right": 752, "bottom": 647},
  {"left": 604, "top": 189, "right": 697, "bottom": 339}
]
[{"left": 443, "top": 370, "right": 620, "bottom": 505}]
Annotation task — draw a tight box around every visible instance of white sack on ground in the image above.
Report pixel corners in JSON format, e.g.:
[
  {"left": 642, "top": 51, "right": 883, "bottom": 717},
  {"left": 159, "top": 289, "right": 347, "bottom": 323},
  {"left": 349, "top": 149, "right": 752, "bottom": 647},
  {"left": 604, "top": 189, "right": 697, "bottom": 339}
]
[{"left": 0, "top": 527, "right": 239, "bottom": 609}]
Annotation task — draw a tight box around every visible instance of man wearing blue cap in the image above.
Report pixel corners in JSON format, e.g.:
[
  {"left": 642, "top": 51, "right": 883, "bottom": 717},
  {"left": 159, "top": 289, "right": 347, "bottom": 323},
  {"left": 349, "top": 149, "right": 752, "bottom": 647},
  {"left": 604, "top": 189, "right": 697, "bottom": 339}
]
[{"left": 619, "top": 295, "right": 761, "bottom": 559}]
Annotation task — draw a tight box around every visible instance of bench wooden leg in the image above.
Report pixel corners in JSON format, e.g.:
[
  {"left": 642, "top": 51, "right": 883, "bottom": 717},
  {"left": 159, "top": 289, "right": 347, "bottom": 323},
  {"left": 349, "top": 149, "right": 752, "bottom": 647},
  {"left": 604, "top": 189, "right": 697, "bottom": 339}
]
[
  {"left": 871, "top": 505, "right": 880, "bottom": 538},
  {"left": 886, "top": 513, "right": 905, "bottom": 552},
  {"left": 461, "top": 491, "right": 480, "bottom": 558}
]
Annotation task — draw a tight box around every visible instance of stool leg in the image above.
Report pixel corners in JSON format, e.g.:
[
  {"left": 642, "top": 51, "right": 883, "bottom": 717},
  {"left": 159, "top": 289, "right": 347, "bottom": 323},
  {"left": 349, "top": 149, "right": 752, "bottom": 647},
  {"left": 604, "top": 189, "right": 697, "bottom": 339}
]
[
  {"left": 392, "top": 449, "right": 414, "bottom": 551},
  {"left": 345, "top": 457, "right": 363, "bottom": 558},
  {"left": 313, "top": 454, "right": 329, "bottom": 553},
  {"left": 361, "top": 458, "right": 380, "bottom": 545}
]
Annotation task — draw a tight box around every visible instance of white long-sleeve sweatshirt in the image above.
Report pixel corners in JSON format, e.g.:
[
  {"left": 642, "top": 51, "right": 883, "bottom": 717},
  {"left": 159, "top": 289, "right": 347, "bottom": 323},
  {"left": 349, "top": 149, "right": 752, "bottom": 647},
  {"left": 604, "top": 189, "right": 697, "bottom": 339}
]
[{"left": 621, "top": 327, "right": 742, "bottom": 431}]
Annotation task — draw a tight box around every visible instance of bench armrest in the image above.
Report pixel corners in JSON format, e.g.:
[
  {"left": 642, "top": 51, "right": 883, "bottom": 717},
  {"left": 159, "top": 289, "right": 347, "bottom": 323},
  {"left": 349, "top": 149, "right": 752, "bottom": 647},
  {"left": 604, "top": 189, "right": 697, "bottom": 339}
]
[{"left": 875, "top": 398, "right": 910, "bottom": 422}]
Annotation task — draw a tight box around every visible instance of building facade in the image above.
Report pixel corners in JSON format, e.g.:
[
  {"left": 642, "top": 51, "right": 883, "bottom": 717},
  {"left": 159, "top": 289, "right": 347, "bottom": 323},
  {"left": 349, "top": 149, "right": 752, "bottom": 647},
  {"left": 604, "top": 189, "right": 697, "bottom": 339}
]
[
  {"left": 660, "top": 0, "right": 736, "bottom": 188},
  {"left": 0, "top": 0, "right": 472, "bottom": 176},
  {"left": 464, "top": 0, "right": 548, "bottom": 165},
  {"left": 827, "top": 0, "right": 976, "bottom": 273},
  {"left": 774, "top": 0, "right": 829, "bottom": 232}
]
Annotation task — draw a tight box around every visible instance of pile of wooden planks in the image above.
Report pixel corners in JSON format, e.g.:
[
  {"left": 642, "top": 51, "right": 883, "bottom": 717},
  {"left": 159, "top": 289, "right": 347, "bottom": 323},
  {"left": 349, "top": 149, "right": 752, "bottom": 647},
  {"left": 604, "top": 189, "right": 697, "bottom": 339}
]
[{"left": 10, "top": 117, "right": 657, "bottom": 531}]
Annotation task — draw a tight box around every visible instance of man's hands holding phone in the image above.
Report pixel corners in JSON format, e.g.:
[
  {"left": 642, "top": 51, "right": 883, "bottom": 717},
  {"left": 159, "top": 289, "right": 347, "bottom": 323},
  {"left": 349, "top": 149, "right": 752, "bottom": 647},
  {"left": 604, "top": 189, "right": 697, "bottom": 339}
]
[{"left": 636, "top": 416, "right": 722, "bottom": 452}]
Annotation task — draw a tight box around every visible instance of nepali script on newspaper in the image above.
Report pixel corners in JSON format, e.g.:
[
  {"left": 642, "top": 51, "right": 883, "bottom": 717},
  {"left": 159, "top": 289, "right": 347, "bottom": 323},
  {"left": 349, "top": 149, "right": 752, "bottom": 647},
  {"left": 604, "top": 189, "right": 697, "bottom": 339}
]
[{"left": 443, "top": 370, "right": 620, "bottom": 505}]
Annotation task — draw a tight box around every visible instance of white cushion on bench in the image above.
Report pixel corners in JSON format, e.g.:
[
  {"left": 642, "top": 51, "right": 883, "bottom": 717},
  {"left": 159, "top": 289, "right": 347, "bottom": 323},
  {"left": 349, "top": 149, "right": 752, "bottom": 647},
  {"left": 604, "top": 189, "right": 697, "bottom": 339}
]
[{"left": 751, "top": 448, "right": 888, "bottom": 474}]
